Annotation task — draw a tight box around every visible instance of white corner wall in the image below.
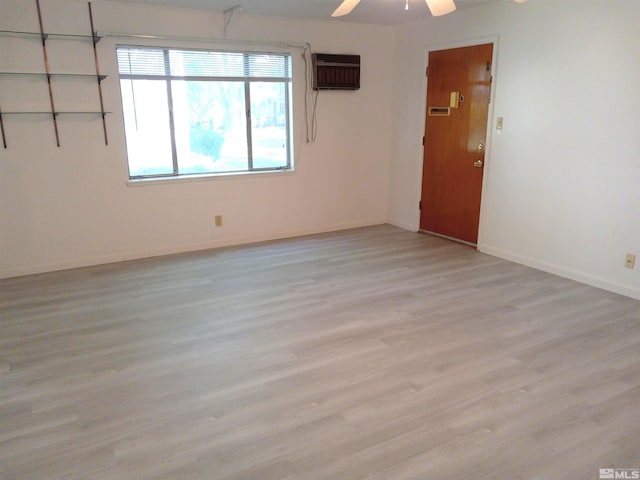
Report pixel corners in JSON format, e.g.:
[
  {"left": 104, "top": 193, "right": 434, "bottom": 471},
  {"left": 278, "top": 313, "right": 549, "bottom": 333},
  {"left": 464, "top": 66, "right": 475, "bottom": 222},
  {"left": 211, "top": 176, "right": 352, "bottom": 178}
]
[
  {"left": 389, "top": 0, "right": 640, "bottom": 300},
  {"left": 0, "top": 0, "right": 394, "bottom": 278}
]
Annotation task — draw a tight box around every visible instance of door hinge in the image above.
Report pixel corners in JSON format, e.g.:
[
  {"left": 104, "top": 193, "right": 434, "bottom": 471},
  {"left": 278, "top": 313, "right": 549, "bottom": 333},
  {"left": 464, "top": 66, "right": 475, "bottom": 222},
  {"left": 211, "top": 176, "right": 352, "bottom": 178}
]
[
  {"left": 422, "top": 136, "right": 425, "bottom": 146},
  {"left": 486, "top": 61, "right": 491, "bottom": 72},
  {"left": 419, "top": 200, "right": 422, "bottom": 210},
  {"left": 426, "top": 66, "right": 429, "bottom": 77}
]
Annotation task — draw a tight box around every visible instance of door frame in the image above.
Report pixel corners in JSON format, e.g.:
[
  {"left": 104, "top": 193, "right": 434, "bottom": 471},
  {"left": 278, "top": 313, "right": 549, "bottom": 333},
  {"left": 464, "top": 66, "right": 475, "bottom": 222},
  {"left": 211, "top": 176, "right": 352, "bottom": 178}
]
[{"left": 417, "top": 35, "right": 499, "bottom": 249}]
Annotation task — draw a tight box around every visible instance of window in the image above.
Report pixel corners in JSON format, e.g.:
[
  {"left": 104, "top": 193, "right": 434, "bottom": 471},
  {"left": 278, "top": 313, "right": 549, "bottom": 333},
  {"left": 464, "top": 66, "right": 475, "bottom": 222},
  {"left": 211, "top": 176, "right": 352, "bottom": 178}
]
[{"left": 117, "top": 47, "right": 293, "bottom": 179}]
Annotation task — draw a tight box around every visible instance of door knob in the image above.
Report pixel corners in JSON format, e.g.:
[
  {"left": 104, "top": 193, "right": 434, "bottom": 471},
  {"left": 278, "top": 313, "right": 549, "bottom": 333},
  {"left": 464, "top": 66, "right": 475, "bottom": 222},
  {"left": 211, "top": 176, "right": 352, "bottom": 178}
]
[{"left": 474, "top": 160, "right": 484, "bottom": 168}]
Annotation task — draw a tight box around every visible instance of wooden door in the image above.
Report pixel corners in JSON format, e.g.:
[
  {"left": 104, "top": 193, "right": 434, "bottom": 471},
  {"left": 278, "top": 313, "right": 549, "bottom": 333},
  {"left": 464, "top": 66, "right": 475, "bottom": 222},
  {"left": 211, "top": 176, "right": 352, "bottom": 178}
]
[{"left": 420, "top": 43, "right": 493, "bottom": 245}]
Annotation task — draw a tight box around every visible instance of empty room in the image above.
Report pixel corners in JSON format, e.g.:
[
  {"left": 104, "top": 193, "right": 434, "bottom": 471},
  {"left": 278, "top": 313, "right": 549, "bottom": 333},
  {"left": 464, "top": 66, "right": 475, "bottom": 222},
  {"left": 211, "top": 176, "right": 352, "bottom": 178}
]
[{"left": 0, "top": 0, "right": 638, "bottom": 478}]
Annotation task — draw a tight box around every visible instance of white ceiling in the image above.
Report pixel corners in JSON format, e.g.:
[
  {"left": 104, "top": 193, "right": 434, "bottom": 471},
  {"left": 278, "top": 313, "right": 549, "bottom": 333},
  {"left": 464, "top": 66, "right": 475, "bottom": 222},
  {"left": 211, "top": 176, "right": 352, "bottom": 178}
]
[{"left": 108, "top": 0, "right": 507, "bottom": 25}]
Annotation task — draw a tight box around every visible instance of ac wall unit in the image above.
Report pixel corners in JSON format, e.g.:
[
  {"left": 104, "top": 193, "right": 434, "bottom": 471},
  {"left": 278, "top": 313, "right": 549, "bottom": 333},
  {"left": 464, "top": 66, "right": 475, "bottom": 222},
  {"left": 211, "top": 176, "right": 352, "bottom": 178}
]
[{"left": 312, "top": 53, "right": 361, "bottom": 91}]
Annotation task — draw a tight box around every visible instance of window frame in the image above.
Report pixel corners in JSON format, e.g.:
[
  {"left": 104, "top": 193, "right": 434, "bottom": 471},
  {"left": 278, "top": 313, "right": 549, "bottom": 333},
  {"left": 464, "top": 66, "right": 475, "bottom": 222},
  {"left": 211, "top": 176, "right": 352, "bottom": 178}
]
[{"left": 117, "top": 45, "right": 294, "bottom": 180}]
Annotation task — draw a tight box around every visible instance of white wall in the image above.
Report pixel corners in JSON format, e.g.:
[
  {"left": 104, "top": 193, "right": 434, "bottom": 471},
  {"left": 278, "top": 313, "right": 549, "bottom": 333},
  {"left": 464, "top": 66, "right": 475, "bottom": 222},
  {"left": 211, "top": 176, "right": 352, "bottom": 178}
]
[
  {"left": 0, "top": 0, "right": 394, "bottom": 278},
  {"left": 2, "top": 0, "right": 638, "bottom": 302},
  {"left": 389, "top": 0, "right": 640, "bottom": 300}
]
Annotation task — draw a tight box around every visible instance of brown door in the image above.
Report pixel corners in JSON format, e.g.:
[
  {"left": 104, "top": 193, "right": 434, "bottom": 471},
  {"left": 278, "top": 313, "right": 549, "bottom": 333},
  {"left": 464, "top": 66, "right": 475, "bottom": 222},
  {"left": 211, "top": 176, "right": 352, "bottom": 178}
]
[{"left": 420, "top": 43, "right": 493, "bottom": 245}]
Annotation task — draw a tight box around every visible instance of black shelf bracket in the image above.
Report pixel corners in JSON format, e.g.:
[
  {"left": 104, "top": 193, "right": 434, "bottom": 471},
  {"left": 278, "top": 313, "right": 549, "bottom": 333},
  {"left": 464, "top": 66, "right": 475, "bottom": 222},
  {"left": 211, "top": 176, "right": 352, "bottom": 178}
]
[
  {"left": 89, "top": 2, "right": 108, "bottom": 146},
  {"left": 35, "top": 0, "right": 60, "bottom": 147},
  {"left": 0, "top": 109, "right": 7, "bottom": 149}
]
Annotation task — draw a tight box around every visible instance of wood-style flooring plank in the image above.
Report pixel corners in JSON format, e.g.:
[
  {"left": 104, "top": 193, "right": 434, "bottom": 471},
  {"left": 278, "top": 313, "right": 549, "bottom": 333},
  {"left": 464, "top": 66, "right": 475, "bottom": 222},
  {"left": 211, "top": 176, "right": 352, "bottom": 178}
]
[{"left": 1, "top": 225, "right": 639, "bottom": 479}]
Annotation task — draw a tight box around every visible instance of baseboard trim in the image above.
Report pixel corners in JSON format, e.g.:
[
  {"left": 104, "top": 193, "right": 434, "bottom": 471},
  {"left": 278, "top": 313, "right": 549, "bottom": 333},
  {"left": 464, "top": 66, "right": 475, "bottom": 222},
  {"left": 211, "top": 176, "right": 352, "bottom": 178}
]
[
  {"left": 479, "top": 244, "right": 640, "bottom": 301},
  {"left": 1, "top": 219, "right": 387, "bottom": 280}
]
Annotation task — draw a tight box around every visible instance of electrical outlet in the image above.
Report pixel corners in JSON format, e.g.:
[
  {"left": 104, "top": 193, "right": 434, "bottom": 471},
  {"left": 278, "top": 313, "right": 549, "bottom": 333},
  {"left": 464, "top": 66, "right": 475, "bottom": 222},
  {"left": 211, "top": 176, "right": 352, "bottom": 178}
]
[
  {"left": 215, "top": 215, "right": 223, "bottom": 227},
  {"left": 624, "top": 253, "right": 636, "bottom": 269}
]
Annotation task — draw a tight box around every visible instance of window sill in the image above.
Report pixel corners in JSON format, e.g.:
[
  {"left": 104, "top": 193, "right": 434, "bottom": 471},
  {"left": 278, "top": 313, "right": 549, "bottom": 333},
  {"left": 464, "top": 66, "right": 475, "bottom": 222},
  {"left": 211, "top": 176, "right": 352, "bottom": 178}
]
[{"left": 126, "top": 168, "right": 295, "bottom": 187}]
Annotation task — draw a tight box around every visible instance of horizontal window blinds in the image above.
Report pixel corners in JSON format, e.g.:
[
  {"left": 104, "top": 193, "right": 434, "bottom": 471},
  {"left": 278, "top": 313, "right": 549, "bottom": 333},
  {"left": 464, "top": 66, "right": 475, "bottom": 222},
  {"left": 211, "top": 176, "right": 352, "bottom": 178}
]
[{"left": 117, "top": 47, "right": 292, "bottom": 79}]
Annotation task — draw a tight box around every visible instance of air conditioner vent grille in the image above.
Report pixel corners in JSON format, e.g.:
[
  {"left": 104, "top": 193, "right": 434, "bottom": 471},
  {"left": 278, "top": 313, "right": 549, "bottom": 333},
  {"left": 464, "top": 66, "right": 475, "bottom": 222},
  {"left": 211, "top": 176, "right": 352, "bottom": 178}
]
[{"left": 312, "top": 53, "right": 360, "bottom": 91}]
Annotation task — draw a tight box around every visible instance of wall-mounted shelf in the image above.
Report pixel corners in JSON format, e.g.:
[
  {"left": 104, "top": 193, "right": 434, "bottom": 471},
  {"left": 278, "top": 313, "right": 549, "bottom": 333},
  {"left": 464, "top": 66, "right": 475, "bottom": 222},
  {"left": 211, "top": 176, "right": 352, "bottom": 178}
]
[
  {"left": 0, "top": 29, "right": 101, "bottom": 42},
  {"left": 0, "top": 72, "right": 107, "bottom": 81},
  {"left": 0, "top": 1, "right": 108, "bottom": 148},
  {"left": 0, "top": 111, "right": 112, "bottom": 115}
]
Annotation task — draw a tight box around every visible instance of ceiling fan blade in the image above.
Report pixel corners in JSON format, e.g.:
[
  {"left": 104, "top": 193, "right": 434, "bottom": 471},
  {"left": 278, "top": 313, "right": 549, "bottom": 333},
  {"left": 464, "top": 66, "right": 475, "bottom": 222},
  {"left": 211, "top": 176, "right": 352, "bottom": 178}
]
[
  {"left": 425, "top": 0, "right": 456, "bottom": 16},
  {"left": 332, "top": 0, "right": 361, "bottom": 17}
]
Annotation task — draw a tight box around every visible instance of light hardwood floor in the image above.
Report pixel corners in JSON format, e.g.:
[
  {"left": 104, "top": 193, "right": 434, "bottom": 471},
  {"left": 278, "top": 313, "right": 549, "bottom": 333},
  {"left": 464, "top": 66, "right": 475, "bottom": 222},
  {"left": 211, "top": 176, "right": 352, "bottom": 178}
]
[{"left": 1, "top": 225, "right": 639, "bottom": 479}]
